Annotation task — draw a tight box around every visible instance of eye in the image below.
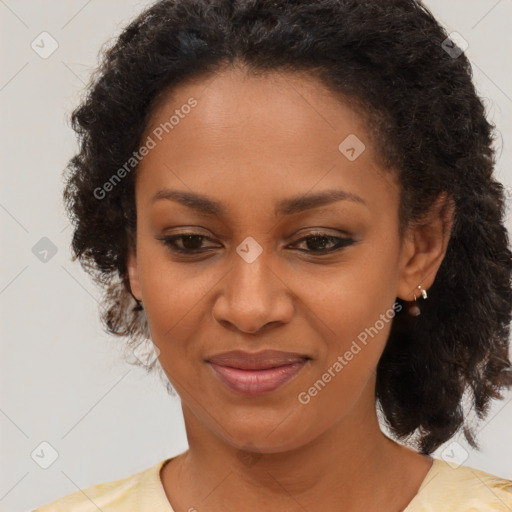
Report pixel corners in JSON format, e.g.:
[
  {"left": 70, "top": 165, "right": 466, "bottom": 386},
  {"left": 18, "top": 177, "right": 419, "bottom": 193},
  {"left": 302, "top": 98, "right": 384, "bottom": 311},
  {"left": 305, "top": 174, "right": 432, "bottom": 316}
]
[
  {"left": 156, "top": 233, "right": 219, "bottom": 254},
  {"left": 156, "top": 231, "right": 356, "bottom": 257},
  {"left": 289, "top": 233, "right": 355, "bottom": 254}
]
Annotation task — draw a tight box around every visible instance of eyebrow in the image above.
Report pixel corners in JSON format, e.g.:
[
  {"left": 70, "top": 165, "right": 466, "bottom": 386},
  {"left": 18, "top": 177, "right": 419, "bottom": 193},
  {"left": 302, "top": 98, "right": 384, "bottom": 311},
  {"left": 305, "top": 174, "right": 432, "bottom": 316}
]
[{"left": 151, "top": 188, "right": 367, "bottom": 216}]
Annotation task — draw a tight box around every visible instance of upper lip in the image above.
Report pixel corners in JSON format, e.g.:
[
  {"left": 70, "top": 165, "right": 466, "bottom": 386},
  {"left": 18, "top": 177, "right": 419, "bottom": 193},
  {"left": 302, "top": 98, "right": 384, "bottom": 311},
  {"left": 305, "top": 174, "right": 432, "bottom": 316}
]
[{"left": 206, "top": 349, "right": 311, "bottom": 370}]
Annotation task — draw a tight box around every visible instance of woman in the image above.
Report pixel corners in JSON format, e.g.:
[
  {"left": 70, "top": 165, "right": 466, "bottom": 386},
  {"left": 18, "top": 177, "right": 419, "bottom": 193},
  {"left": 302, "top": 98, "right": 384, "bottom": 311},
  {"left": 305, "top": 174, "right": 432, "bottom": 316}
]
[{"left": 34, "top": 0, "right": 512, "bottom": 510}]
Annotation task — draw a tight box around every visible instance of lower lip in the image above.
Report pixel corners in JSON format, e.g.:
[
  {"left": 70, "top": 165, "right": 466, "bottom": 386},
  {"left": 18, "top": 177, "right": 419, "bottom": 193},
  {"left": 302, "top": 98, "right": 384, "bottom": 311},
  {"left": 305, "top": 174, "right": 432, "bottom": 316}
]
[{"left": 207, "top": 361, "right": 309, "bottom": 396}]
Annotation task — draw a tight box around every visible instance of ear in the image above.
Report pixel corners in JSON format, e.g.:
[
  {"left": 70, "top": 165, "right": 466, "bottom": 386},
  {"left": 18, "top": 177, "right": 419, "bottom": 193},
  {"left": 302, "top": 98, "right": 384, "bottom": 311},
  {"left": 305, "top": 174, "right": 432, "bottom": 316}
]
[
  {"left": 126, "top": 247, "right": 142, "bottom": 302},
  {"left": 396, "top": 192, "right": 455, "bottom": 301}
]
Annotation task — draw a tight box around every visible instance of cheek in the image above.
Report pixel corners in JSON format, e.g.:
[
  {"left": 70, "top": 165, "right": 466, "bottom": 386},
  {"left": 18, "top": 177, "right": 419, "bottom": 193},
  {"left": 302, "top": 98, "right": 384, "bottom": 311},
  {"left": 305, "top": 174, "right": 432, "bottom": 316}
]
[
  {"left": 304, "top": 244, "right": 399, "bottom": 345},
  {"left": 300, "top": 240, "right": 400, "bottom": 386},
  {"left": 141, "top": 266, "right": 208, "bottom": 344},
  {"left": 136, "top": 242, "right": 228, "bottom": 371},
  {"left": 294, "top": 283, "right": 397, "bottom": 432},
  {"left": 136, "top": 243, "right": 190, "bottom": 339}
]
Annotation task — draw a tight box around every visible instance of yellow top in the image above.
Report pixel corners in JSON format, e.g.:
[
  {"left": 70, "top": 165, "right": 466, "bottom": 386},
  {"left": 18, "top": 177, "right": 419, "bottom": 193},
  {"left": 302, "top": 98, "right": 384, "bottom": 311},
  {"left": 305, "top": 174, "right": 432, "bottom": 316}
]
[{"left": 33, "top": 456, "right": 512, "bottom": 511}]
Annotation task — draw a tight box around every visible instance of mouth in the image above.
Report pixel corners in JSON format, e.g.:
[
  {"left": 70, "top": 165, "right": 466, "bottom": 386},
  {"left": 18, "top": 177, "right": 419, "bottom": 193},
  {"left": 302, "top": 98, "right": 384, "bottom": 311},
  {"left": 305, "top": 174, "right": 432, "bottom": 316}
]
[{"left": 205, "top": 349, "right": 311, "bottom": 396}]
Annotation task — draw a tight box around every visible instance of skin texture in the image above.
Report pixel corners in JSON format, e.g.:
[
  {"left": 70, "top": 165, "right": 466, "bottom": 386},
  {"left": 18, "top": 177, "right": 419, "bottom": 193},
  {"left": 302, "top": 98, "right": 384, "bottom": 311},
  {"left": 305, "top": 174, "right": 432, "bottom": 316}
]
[{"left": 127, "top": 66, "right": 454, "bottom": 511}]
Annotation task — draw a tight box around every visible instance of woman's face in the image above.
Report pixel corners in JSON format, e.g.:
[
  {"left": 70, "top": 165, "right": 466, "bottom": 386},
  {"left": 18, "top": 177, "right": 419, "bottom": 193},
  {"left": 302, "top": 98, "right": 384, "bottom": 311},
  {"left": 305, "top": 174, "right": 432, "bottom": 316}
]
[{"left": 128, "top": 66, "right": 417, "bottom": 453}]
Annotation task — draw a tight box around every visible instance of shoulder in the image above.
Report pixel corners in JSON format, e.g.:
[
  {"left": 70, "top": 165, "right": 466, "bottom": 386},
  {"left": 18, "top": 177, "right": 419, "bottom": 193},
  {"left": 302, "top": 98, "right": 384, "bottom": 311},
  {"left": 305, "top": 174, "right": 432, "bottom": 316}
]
[
  {"left": 405, "top": 457, "right": 512, "bottom": 512},
  {"left": 32, "top": 458, "right": 173, "bottom": 511}
]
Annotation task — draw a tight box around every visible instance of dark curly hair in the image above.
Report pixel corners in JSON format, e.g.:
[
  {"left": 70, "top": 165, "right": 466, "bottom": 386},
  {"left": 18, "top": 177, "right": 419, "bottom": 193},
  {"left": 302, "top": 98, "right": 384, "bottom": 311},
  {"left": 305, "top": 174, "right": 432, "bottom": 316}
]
[{"left": 63, "top": 0, "right": 512, "bottom": 455}]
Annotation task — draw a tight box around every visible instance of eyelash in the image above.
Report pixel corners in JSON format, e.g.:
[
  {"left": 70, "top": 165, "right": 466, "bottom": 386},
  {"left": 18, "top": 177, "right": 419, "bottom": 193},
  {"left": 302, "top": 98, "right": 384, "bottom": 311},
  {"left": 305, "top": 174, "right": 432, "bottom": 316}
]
[{"left": 156, "top": 232, "right": 355, "bottom": 256}]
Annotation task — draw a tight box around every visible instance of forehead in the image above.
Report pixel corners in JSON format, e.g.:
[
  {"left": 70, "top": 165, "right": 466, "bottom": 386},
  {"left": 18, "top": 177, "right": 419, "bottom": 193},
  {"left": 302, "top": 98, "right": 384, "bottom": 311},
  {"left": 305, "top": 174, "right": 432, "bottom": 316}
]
[{"left": 135, "top": 66, "right": 399, "bottom": 215}]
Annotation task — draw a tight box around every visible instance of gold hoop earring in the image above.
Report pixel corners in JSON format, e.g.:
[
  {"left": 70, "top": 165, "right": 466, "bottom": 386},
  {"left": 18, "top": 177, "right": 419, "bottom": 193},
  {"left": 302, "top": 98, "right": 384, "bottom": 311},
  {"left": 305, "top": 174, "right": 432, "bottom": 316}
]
[
  {"left": 413, "top": 284, "right": 428, "bottom": 301},
  {"left": 408, "top": 284, "right": 427, "bottom": 316}
]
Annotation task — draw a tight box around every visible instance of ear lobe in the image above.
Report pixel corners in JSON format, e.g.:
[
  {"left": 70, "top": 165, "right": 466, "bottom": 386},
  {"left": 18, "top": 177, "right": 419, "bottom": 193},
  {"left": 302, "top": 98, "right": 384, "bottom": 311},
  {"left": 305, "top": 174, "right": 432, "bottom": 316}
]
[{"left": 126, "top": 248, "right": 142, "bottom": 302}]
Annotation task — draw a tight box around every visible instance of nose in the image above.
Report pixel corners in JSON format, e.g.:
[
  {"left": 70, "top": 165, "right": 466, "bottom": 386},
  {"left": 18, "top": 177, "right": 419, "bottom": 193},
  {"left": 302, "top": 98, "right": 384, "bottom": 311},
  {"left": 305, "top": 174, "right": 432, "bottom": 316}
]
[{"left": 211, "top": 247, "right": 295, "bottom": 334}]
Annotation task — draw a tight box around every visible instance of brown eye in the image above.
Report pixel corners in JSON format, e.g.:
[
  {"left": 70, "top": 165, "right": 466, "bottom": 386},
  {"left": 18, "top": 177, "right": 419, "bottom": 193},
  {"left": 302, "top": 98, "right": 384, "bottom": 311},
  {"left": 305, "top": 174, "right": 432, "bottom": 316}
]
[
  {"left": 157, "top": 233, "right": 219, "bottom": 253},
  {"left": 291, "top": 233, "right": 355, "bottom": 254},
  {"left": 156, "top": 231, "right": 355, "bottom": 257}
]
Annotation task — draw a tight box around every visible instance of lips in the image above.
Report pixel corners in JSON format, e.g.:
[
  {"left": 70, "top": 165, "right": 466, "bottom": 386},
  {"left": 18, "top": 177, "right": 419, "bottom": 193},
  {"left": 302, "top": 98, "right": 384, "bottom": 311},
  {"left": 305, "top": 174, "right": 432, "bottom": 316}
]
[
  {"left": 206, "top": 349, "right": 311, "bottom": 370},
  {"left": 205, "top": 349, "right": 311, "bottom": 396}
]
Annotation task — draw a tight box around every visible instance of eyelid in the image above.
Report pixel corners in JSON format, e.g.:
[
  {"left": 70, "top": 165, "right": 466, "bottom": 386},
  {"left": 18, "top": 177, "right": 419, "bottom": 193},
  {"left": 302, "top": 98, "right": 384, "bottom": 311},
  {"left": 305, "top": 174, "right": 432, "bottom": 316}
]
[
  {"left": 292, "top": 226, "right": 354, "bottom": 237},
  {"left": 159, "top": 226, "right": 352, "bottom": 243}
]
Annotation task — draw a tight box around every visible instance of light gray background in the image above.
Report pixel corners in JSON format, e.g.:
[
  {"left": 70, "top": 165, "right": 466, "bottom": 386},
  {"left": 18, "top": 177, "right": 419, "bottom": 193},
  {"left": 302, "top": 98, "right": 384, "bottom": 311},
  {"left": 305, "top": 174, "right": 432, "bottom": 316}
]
[{"left": 1, "top": 1, "right": 511, "bottom": 510}]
